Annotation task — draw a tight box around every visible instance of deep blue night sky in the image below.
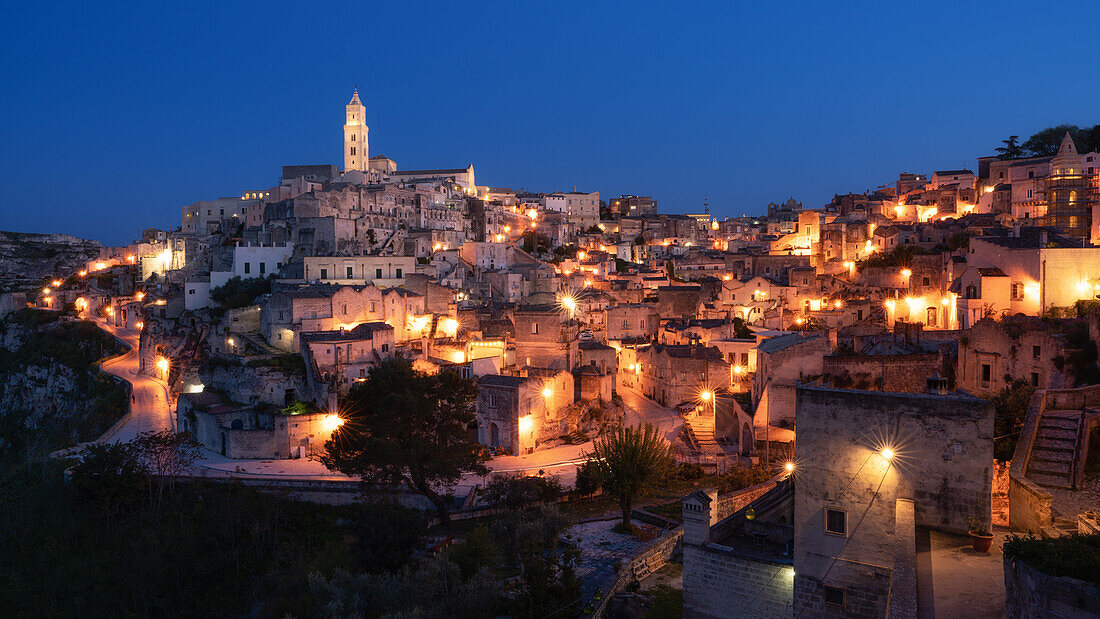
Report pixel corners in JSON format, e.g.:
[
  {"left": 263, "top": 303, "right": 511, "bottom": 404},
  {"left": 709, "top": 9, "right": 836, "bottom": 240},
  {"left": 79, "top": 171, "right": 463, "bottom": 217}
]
[{"left": 3, "top": 1, "right": 1100, "bottom": 245}]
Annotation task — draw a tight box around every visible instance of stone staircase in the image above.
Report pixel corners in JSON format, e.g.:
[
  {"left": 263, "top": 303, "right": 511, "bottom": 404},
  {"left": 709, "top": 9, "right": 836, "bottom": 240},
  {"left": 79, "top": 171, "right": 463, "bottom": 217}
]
[
  {"left": 684, "top": 415, "right": 722, "bottom": 455},
  {"left": 1025, "top": 410, "right": 1083, "bottom": 489}
]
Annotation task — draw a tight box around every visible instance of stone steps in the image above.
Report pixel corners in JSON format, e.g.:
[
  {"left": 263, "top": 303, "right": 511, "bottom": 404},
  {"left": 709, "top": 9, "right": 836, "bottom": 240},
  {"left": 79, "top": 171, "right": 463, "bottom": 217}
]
[
  {"left": 1033, "top": 437, "right": 1076, "bottom": 452},
  {"left": 1039, "top": 418, "right": 1080, "bottom": 430},
  {"left": 1027, "top": 409, "right": 1083, "bottom": 487},
  {"left": 1037, "top": 427, "right": 1078, "bottom": 441},
  {"left": 1030, "top": 448, "right": 1074, "bottom": 463},
  {"left": 1027, "top": 471, "right": 1073, "bottom": 489}
]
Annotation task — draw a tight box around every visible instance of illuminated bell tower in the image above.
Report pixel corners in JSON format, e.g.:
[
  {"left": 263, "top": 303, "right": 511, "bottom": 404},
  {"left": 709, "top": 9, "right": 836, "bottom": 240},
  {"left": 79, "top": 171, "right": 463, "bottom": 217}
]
[{"left": 344, "top": 87, "right": 368, "bottom": 172}]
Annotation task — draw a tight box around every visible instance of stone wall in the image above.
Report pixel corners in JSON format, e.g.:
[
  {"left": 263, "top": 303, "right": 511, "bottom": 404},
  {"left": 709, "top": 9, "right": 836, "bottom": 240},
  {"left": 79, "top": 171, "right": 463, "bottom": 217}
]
[
  {"left": 822, "top": 352, "right": 944, "bottom": 393},
  {"left": 1004, "top": 556, "right": 1100, "bottom": 618},
  {"left": 683, "top": 547, "right": 793, "bottom": 618}
]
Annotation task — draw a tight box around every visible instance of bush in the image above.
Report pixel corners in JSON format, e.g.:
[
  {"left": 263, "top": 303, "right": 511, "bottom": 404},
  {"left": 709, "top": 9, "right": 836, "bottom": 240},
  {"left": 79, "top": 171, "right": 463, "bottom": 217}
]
[
  {"left": 1003, "top": 534, "right": 1100, "bottom": 586},
  {"left": 483, "top": 474, "right": 563, "bottom": 510},
  {"left": 574, "top": 460, "right": 601, "bottom": 496}
]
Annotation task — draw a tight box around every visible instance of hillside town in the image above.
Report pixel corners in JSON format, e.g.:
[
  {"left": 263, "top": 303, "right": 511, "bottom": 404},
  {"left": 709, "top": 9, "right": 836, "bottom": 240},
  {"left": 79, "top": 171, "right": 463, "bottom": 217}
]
[{"left": 5, "top": 90, "right": 1100, "bottom": 617}]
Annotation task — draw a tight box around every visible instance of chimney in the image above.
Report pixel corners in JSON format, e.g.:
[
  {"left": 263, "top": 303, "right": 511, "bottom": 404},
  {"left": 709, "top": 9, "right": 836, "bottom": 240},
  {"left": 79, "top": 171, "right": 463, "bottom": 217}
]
[{"left": 682, "top": 488, "right": 719, "bottom": 545}]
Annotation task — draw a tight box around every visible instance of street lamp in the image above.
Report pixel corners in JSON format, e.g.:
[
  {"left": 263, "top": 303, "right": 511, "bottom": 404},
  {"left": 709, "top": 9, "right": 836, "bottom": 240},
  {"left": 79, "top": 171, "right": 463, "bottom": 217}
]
[
  {"left": 881, "top": 447, "right": 895, "bottom": 460},
  {"left": 785, "top": 461, "right": 795, "bottom": 473}
]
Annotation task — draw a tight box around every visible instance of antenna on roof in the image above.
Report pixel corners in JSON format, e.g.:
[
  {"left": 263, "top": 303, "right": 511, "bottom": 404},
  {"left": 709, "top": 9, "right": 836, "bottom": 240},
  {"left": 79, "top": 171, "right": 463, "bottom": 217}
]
[{"left": 704, "top": 194, "right": 709, "bottom": 215}]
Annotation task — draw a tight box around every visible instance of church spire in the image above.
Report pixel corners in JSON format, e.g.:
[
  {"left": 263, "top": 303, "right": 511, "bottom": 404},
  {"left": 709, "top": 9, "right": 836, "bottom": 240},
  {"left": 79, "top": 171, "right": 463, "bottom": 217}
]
[
  {"left": 349, "top": 86, "right": 362, "bottom": 106},
  {"left": 1057, "top": 131, "right": 1078, "bottom": 156}
]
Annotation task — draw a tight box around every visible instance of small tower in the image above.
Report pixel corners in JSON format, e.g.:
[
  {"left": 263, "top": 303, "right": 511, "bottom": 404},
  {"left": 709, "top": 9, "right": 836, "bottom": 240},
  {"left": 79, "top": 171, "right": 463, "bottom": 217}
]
[{"left": 344, "top": 87, "right": 369, "bottom": 172}]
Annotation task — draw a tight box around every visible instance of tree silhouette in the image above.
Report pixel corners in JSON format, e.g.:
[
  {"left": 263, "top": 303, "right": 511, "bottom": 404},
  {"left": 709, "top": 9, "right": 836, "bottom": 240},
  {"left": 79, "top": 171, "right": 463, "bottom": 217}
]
[{"left": 321, "top": 359, "right": 488, "bottom": 523}]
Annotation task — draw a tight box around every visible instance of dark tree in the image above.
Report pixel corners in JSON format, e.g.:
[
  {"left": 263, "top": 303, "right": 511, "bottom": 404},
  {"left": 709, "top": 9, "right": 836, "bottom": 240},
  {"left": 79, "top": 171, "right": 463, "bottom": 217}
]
[
  {"left": 482, "top": 474, "right": 562, "bottom": 510},
  {"left": 210, "top": 275, "right": 274, "bottom": 308},
  {"left": 994, "top": 135, "right": 1024, "bottom": 160},
  {"left": 320, "top": 359, "right": 488, "bottom": 523},
  {"left": 586, "top": 423, "right": 673, "bottom": 531},
  {"left": 1023, "top": 124, "right": 1079, "bottom": 157}
]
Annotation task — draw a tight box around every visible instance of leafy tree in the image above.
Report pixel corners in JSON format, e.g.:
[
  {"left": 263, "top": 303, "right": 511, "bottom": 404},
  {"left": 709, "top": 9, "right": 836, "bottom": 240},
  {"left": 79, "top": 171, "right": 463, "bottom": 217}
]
[
  {"left": 210, "top": 275, "right": 274, "bottom": 308},
  {"left": 585, "top": 423, "right": 673, "bottom": 531},
  {"left": 69, "top": 440, "right": 147, "bottom": 517},
  {"left": 573, "top": 459, "right": 601, "bottom": 496},
  {"left": 994, "top": 135, "right": 1024, "bottom": 160},
  {"left": 320, "top": 359, "right": 488, "bottom": 523},
  {"left": 1023, "top": 124, "right": 1080, "bottom": 157}
]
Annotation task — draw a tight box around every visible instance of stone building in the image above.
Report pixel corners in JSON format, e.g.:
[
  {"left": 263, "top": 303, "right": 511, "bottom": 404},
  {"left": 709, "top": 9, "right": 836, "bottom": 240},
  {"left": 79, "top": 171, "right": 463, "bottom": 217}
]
[
  {"left": 513, "top": 304, "right": 576, "bottom": 370},
  {"left": 957, "top": 316, "right": 1080, "bottom": 396},
  {"left": 792, "top": 384, "right": 993, "bottom": 616},
  {"left": 751, "top": 331, "right": 833, "bottom": 430},
  {"left": 177, "top": 391, "right": 342, "bottom": 459},
  {"left": 605, "top": 303, "right": 660, "bottom": 342},
  {"left": 636, "top": 343, "right": 729, "bottom": 407},
  {"left": 474, "top": 370, "right": 573, "bottom": 454}
]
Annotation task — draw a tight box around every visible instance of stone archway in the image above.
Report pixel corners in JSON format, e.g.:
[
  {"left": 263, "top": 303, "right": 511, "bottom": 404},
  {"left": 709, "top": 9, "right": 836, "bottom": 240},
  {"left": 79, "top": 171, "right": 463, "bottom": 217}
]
[{"left": 741, "top": 422, "right": 754, "bottom": 456}]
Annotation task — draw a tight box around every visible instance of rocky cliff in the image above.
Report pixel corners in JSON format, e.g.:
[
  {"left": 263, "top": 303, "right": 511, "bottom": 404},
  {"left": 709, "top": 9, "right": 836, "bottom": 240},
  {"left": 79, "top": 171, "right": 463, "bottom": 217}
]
[
  {"left": 0, "top": 230, "right": 101, "bottom": 294},
  {"left": 0, "top": 311, "right": 128, "bottom": 462}
]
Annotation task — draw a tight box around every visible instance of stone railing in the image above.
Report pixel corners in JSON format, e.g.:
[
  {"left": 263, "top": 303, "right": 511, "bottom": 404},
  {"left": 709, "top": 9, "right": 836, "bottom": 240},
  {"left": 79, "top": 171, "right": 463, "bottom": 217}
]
[
  {"left": 1005, "top": 555, "right": 1100, "bottom": 618},
  {"left": 1009, "top": 390, "right": 1053, "bottom": 534}
]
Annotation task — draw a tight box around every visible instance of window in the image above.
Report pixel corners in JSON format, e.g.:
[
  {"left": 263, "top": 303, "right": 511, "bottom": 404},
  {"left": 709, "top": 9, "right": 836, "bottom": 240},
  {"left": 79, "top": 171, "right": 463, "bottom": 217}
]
[
  {"left": 376, "top": 268, "right": 383, "bottom": 279},
  {"left": 741, "top": 352, "right": 749, "bottom": 365},
  {"left": 370, "top": 302, "right": 376, "bottom": 312},
  {"left": 395, "top": 268, "right": 402, "bottom": 278},
  {"left": 1033, "top": 345, "right": 1041, "bottom": 359},
  {"left": 981, "top": 363, "right": 991, "bottom": 385},
  {"left": 320, "top": 268, "right": 328, "bottom": 279},
  {"left": 381, "top": 344, "right": 388, "bottom": 352},
  {"left": 347, "top": 266, "right": 353, "bottom": 278},
  {"left": 824, "top": 587, "right": 845, "bottom": 607},
  {"left": 1011, "top": 282, "right": 1024, "bottom": 300},
  {"left": 350, "top": 147, "right": 356, "bottom": 155},
  {"left": 342, "top": 303, "right": 347, "bottom": 315},
  {"left": 351, "top": 134, "right": 356, "bottom": 141},
  {"left": 622, "top": 319, "right": 630, "bottom": 329},
  {"left": 259, "top": 262, "right": 266, "bottom": 274},
  {"left": 922, "top": 276, "right": 931, "bottom": 287},
  {"left": 825, "top": 508, "right": 846, "bottom": 536},
  {"left": 1031, "top": 372, "right": 1039, "bottom": 387},
  {"left": 244, "top": 262, "right": 251, "bottom": 274},
  {"left": 926, "top": 307, "right": 937, "bottom": 327}
]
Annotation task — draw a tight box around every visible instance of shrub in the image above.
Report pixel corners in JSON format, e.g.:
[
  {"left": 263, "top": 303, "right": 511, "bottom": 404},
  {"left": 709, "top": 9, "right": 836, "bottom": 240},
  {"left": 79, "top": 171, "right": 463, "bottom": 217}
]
[{"left": 1003, "top": 534, "right": 1100, "bottom": 586}]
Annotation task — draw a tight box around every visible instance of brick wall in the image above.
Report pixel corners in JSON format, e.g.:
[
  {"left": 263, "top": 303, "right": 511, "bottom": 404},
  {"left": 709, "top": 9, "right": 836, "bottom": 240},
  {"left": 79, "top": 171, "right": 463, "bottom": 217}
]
[{"left": 683, "top": 547, "right": 793, "bottom": 618}]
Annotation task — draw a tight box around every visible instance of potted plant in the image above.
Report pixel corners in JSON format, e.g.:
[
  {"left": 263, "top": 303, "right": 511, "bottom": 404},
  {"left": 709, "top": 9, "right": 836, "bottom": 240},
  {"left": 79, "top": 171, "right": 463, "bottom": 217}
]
[{"left": 965, "top": 514, "right": 994, "bottom": 553}]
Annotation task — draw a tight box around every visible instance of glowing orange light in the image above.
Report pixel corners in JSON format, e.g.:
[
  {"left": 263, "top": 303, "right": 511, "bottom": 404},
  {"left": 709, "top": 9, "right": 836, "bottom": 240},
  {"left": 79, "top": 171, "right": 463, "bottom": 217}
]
[
  {"left": 322, "top": 414, "right": 345, "bottom": 432},
  {"left": 785, "top": 462, "right": 795, "bottom": 472},
  {"left": 542, "top": 387, "right": 553, "bottom": 399},
  {"left": 155, "top": 357, "right": 169, "bottom": 373},
  {"left": 881, "top": 447, "right": 895, "bottom": 460}
]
